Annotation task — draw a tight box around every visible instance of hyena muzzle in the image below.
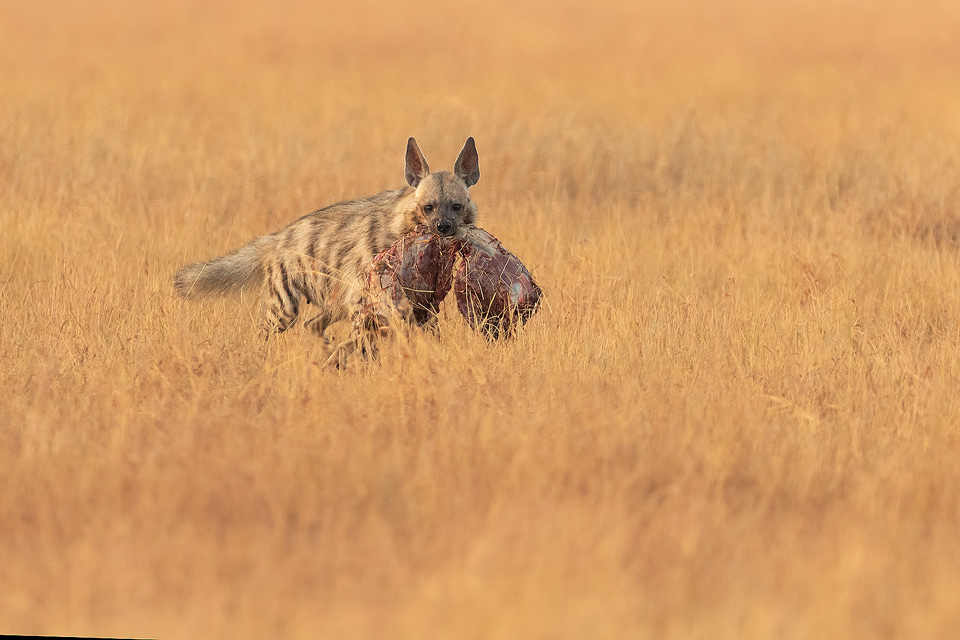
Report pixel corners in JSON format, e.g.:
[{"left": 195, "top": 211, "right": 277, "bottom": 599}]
[{"left": 174, "top": 137, "right": 481, "bottom": 339}]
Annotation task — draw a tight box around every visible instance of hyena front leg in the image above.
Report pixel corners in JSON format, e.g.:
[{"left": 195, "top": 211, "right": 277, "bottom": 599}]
[
  {"left": 322, "top": 283, "right": 377, "bottom": 368},
  {"left": 259, "top": 261, "right": 302, "bottom": 338}
]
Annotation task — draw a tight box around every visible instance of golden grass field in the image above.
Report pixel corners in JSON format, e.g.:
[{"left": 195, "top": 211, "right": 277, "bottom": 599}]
[{"left": 3, "top": 0, "right": 960, "bottom": 637}]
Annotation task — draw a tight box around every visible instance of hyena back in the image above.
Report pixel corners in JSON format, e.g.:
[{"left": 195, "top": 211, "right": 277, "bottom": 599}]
[{"left": 174, "top": 137, "right": 481, "bottom": 338}]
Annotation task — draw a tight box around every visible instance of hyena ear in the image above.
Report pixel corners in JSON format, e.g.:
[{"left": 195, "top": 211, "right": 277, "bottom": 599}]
[
  {"left": 454, "top": 136, "right": 480, "bottom": 188},
  {"left": 405, "top": 137, "right": 430, "bottom": 187}
]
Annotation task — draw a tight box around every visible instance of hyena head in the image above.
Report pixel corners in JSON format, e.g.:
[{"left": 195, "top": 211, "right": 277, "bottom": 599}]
[{"left": 405, "top": 137, "right": 480, "bottom": 237}]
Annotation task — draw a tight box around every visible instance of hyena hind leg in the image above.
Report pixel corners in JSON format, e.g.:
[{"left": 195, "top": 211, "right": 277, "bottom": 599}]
[
  {"left": 303, "top": 310, "right": 346, "bottom": 343},
  {"left": 322, "top": 326, "right": 390, "bottom": 369},
  {"left": 259, "top": 265, "right": 302, "bottom": 339},
  {"left": 259, "top": 299, "right": 300, "bottom": 339}
]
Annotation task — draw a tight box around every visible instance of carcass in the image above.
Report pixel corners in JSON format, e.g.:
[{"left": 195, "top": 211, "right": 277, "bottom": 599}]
[
  {"left": 452, "top": 226, "right": 542, "bottom": 339},
  {"left": 323, "top": 225, "right": 457, "bottom": 368},
  {"left": 357, "top": 224, "right": 460, "bottom": 330},
  {"left": 324, "top": 224, "right": 540, "bottom": 367}
]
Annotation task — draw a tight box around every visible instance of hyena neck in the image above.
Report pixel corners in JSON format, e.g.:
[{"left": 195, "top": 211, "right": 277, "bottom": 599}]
[{"left": 392, "top": 187, "right": 424, "bottom": 236}]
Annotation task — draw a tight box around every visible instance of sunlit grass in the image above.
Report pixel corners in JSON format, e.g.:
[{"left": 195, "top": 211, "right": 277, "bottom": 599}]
[{"left": 2, "top": 0, "right": 960, "bottom": 638}]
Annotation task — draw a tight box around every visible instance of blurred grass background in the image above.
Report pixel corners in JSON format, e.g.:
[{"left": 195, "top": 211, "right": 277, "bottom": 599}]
[{"left": 2, "top": 0, "right": 960, "bottom": 637}]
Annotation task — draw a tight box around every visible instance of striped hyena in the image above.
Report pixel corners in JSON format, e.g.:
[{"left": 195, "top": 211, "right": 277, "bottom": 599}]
[{"left": 174, "top": 137, "right": 480, "bottom": 338}]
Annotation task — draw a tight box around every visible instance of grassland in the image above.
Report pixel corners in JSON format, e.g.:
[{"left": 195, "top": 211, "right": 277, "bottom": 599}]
[{"left": 2, "top": 0, "right": 960, "bottom": 637}]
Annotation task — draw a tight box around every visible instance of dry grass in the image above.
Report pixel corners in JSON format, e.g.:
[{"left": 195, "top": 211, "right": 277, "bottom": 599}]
[{"left": 3, "top": 0, "right": 960, "bottom": 637}]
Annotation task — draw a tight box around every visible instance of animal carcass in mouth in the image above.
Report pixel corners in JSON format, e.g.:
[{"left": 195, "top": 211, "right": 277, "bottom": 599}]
[
  {"left": 453, "top": 225, "right": 542, "bottom": 339},
  {"left": 357, "top": 225, "right": 459, "bottom": 331}
]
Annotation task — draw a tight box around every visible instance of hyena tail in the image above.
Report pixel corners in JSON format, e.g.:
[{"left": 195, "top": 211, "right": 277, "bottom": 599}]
[{"left": 174, "top": 235, "right": 275, "bottom": 298}]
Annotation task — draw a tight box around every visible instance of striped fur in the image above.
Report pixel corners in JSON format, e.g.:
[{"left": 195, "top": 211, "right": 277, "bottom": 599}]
[{"left": 174, "top": 137, "right": 480, "bottom": 339}]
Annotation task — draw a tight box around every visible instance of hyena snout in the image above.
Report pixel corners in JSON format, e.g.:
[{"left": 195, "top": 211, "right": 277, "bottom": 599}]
[
  {"left": 435, "top": 218, "right": 456, "bottom": 236},
  {"left": 434, "top": 203, "right": 469, "bottom": 237}
]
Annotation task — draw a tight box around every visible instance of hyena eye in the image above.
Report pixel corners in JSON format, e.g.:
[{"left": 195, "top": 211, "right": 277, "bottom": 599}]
[
  {"left": 424, "top": 204, "right": 434, "bottom": 213},
  {"left": 452, "top": 203, "right": 462, "bottom": 212}
]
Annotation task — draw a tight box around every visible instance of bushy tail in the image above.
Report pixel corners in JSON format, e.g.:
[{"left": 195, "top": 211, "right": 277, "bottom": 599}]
[{"left": 174, "top": 236, "right": 274, "bottom": 298}]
